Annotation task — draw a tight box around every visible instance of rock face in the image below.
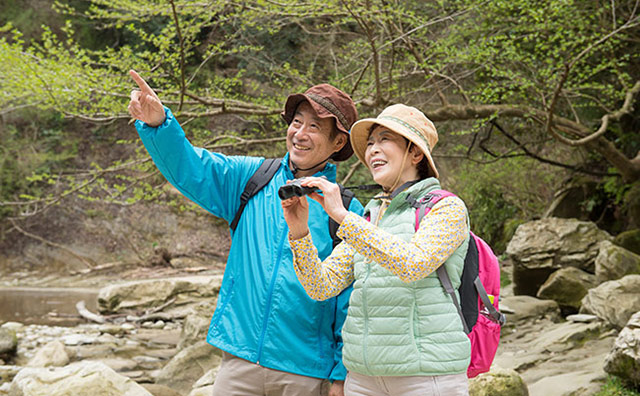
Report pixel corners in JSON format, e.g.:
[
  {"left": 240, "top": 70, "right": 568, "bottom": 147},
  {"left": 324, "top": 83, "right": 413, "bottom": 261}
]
[
  {"left": 536, "top": 267, "right": 596, "bottom": 314},
  {"left": 154, "top": 340, "right": 222, "bottom": 395},
  {"left": 580, "top": 275, "right": 640, "bottom": 329},
  {"left": 469, "top": 367, "right": 529, "bottom": 396},
  {"left": 97, "top": 275, "right": 223, "bottom": 313},
  {"left": 604, "top": 311, "right": 640, "bottom": 388},
  {"left": 542, "top": 182, "right": 598, "bottom": 220},
  {"left": 595, "top": 240, "right": 640, "bottom": 282},
  {"left": 9, "top": 361, "right": 152, "bottom": 396},
  {"left": 506, "top": 218, "right": 612, "bottom": 295}
]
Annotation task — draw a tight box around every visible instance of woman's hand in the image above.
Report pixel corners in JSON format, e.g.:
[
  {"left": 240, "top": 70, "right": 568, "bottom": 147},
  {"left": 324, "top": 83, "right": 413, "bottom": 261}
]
[
  {"left": 281, "top": 195, "right": 310, "bottom": 240},
  {"left": 128, "top": 70, "right": 166, "bottom": 127},
  {"left": 300, "top": 177, "right": 349, "bottom": 224}
]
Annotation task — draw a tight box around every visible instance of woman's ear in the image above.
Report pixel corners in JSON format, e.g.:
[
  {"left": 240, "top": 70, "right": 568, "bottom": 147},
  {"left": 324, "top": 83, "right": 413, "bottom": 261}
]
[{"left": 409, "top": 144, "right": 424, "bottom": 165}]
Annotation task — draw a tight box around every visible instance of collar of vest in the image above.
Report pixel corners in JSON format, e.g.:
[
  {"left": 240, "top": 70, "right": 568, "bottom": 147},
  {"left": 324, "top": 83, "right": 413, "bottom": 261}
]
[{"left": 364, "top": 177, "right": 441, "bottom": 216}]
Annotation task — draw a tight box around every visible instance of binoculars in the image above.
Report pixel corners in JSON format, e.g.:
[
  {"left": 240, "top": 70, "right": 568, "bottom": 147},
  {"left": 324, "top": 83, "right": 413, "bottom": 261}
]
[{"left": 278, "top": 178, "right": 324, "bottom": 200}]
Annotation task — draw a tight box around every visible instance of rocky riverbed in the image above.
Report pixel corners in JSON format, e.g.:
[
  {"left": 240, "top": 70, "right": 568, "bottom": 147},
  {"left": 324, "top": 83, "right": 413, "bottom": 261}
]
[{"left": 0, "top": 262, "right": 623, "bottom": 396}]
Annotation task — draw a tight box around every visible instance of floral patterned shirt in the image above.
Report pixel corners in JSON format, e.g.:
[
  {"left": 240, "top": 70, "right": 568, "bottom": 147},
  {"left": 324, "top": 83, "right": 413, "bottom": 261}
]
[{"left": 290, "top": 196, "right": 468, "bottom": 300}]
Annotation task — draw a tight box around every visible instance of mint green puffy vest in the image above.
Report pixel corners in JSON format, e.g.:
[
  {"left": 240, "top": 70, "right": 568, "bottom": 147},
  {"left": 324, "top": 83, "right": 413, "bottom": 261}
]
[{"left": 341, "top": 178, "right": 471, "bottom": 376}]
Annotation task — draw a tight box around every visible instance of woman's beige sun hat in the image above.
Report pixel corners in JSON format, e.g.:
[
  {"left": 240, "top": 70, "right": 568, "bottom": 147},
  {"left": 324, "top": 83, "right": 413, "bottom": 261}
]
[{"left": 350, "top": 104, "right": 439, "bottom": 178}]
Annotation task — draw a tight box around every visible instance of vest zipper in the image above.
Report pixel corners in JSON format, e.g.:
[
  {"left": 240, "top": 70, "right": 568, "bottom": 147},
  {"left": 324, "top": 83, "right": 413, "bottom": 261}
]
[
  {"left": 362, "top": 258, "right": 371, "bottom": 372},
  {"left": 361, "top": 200, "right": 388, "bottom": 373}
]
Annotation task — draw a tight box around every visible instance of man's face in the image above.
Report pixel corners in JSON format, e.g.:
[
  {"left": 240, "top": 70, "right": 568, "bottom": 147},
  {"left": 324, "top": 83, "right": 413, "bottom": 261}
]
[{"left": 286, "top": 101, "right": 345, "bottom": 175}]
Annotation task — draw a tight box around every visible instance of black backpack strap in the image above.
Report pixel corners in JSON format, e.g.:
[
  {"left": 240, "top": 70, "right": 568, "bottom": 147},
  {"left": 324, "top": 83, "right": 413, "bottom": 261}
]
[
  {"left": 414, "top": 190, "right": 477, "bottom": 333},
  {"left": 436, "top": 265, "right": 470, "bottom": 334},
  {"left": 229, "top": 158, "right": 281, "bottom": 232},
  {"left": 328, "top": 184, "right": 355, "bottom": 248}
]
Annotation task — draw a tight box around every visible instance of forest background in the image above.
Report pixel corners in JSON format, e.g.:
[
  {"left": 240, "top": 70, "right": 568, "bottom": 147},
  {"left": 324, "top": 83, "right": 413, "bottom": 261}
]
[{"left": 0, "top": 0, "right": 639, "bottom": 256}]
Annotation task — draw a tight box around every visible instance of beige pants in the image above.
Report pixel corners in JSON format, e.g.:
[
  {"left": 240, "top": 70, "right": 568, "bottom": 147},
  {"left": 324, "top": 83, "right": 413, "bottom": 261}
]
[
  {"left": 344, "top": 371, "right": 469, "bottom": 396},
  {"left": 212, "top": 352, "right": 329, "bottom": 396}
]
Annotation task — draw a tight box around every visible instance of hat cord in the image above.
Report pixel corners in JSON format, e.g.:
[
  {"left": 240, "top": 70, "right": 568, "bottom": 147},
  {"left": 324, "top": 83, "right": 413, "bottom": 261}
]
[{"left": 289, "top": 153, "right": 334, "bottom": 176}]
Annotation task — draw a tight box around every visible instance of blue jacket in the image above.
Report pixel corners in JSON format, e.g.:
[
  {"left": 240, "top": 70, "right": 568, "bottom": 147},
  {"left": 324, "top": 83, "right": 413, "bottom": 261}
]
[{"left": 136, "top": 108, "right": 363, "bottom": 381}]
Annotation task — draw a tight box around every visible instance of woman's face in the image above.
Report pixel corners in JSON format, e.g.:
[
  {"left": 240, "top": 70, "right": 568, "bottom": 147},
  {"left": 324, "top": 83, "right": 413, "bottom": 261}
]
[{"left": 365, "top": 125, "right": 422, "bottom": 190}]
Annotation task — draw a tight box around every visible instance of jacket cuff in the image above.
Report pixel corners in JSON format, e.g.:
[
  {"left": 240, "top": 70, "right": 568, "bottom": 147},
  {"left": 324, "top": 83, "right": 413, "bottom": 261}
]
[{"left": 134, "top": 106, "right": 174, "bottom": 135}]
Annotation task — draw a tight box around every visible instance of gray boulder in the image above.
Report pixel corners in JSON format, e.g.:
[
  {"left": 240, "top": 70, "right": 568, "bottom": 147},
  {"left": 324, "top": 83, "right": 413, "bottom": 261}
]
[
  {"left": 580, "top": 275, "right": 640, "bottom": 329},
  {"left": 595, "top": 240, "right": 640, "bottom": 282},
  {"left": 178, "top": 299, "right": 217, "bottom": 351},
  {"left": 9, "top": 361, "right": 152, "bottom": 396},
  {"left": 97, "top": 275, "right": 223, "bottom": 313},
  {"left": 614, "top": 229, "right": 640, "bottom": 255},
  {"left": 154, "top": 340, "right": 222, "bottom": 394},
  {"left": 469, "top": 367, "right": 529, "bottom": 396},
  {"left": 604, "top": 311, "right": 640, "bottom": 388},
  {"left": 26, "top": 340, "right": 69, "bottom": 368},
  {"left": 189, "top": 367, "right": 220, "bottom": 396},
  {"left": 506, "top": 218, "right": 611, "bottom": 296},
  {"left": 537, "top": 267, "right": 596, "bottom": 314},
  {"left": 0, "top": 328, "right": 17, "bottom": 362}
]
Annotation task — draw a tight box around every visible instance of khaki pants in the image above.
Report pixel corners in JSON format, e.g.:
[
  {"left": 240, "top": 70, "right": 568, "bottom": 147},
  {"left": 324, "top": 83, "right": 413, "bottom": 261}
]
[
  {"left": 212, "top": 352, "right": 329, "bottom": 396},
  {"left": 344, "top": 371, "right": 469, "bottom": 396}
]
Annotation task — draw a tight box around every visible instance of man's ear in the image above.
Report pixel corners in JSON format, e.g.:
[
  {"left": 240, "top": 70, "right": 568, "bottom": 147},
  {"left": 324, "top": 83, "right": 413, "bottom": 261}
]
[{"left": 333, "top": 132, "right": 348, "bottom": 152}]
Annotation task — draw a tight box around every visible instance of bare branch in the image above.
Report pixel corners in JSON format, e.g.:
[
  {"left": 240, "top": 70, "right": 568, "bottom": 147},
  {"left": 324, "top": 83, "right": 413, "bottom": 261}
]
[
  {"left": 340, "top": 161, "right": 362, "bottom": 186},
  {"left": 169, "top": 0, "right": 187, "bottom": 111},
  {"left": 204, "top": 135, "right": 286, "bottom": 150}
]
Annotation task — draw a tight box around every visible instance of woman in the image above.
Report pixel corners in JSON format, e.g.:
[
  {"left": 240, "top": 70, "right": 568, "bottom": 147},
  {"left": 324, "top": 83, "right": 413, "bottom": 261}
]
[{"left": 281, "top": 104, "right": 471, "bottom": 395}]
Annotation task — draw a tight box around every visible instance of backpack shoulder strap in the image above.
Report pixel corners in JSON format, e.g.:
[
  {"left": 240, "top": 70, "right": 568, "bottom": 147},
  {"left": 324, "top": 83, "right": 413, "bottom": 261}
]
[
  {"left": 329, "top": 184, "right": 355, "bottom": 248},
  {"left": 411, "top": 189, "right": 471, "bottom": 333},
  {"left": 230, "top": 158, "right": 281, "bottom": 232},
  {"left": 407, "top": 189, "right": 456, "bottom": 230},
  {"left": 436, "top": 265, "right": 471, "bottom": 334}
]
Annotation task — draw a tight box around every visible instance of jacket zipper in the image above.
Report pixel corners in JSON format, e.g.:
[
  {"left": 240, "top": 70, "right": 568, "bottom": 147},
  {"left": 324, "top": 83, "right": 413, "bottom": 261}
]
[{"left": 255, "top": 225, "right": 287, "bottom": 364}]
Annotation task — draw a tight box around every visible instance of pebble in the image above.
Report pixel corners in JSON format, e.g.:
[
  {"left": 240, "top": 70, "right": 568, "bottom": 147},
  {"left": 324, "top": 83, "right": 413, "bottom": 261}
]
[
  {"left": 566, "top": 314, "right": 598, "bottom": 323},
  {"left": 150, "top": 321, "right": 165, "bottom": 329}
]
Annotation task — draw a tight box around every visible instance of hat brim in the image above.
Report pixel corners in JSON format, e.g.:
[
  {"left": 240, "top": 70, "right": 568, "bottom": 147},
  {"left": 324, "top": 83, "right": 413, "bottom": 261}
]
[
  {"left": 350, "top": 117, "right": 439, "bottom": 178},
  {"left": 281, "top": 94, "right": 353, "bottom": 162}
]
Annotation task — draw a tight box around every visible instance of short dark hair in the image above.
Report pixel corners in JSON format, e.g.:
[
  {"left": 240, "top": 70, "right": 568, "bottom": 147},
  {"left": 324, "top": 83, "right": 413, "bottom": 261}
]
[{"left": 407, "top": 141, "right": 435, "bottom": 180}]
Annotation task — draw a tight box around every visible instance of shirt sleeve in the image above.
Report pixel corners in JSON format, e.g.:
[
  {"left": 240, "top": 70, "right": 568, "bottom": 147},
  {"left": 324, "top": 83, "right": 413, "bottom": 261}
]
[
  {"left": 336, "top": 196, "right": 468, "bottom": 283},
  {"left": 289, "top": 233, "right": 355, "bottom": 301}
]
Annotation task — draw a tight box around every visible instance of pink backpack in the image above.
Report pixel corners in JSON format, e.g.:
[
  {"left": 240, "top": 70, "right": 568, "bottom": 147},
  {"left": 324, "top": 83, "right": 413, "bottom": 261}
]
[{"left": 411, "top": 189, "right": 505, "bottom": 378}]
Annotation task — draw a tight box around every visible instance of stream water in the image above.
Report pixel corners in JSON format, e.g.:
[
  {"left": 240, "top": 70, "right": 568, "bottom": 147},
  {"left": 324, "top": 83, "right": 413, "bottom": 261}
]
[{"left": 0, "top": 287, "right": 98, "bottom": 326}]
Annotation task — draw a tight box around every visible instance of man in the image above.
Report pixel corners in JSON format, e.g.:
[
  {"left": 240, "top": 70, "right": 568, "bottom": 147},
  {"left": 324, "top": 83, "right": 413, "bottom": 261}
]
[{"left": 128, "top": 70, "right": 363, "bottom": 396}]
